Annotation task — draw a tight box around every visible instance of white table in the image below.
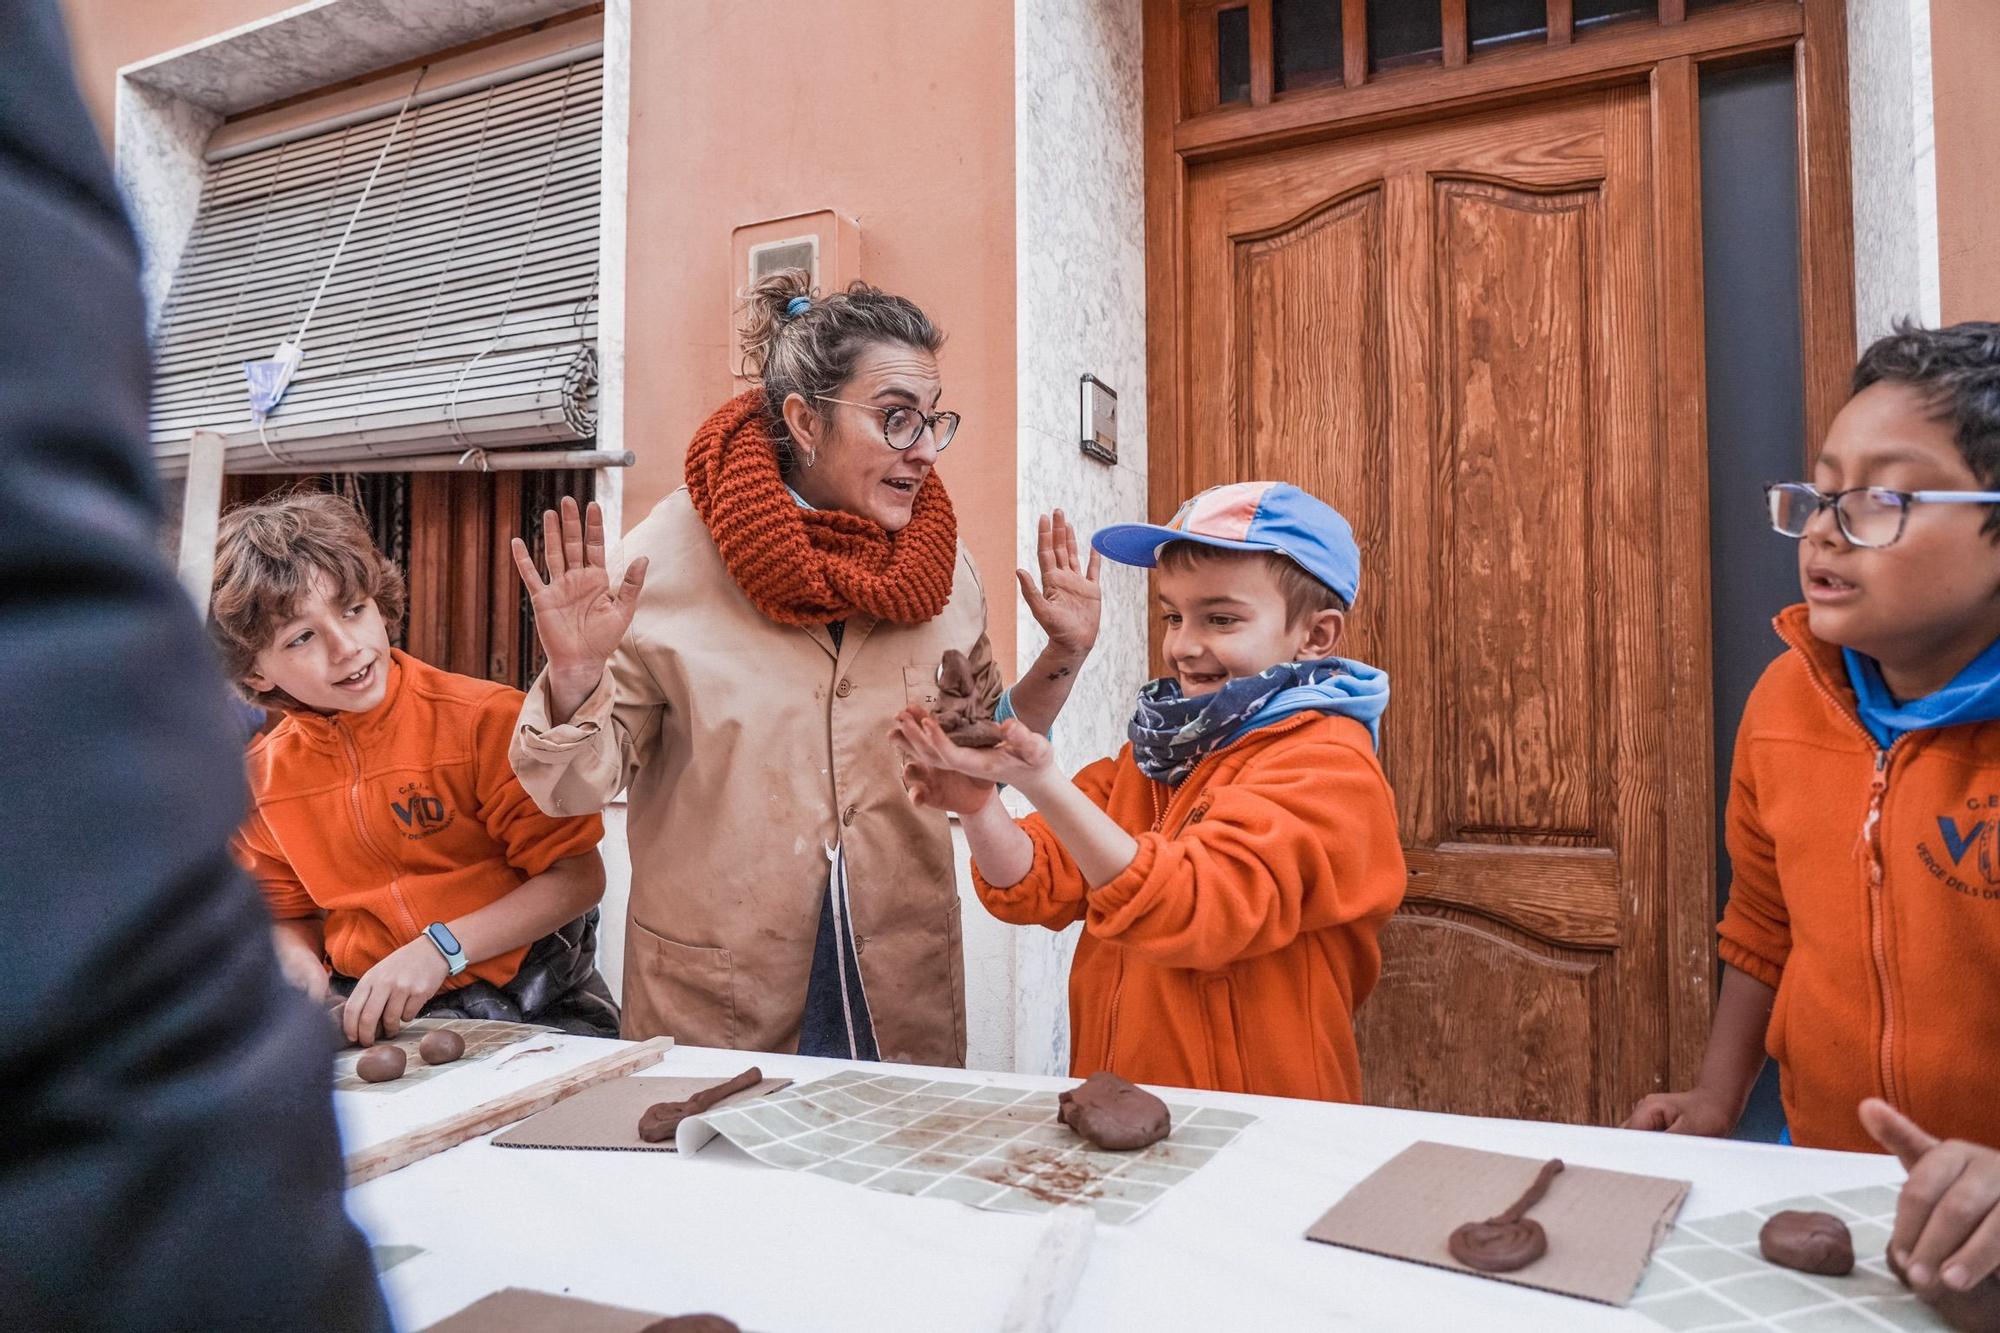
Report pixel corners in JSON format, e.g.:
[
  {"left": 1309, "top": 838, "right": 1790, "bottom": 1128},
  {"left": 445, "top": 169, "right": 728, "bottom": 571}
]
[{"left": 340, "top": 1037, "right": 1903, "bottom": 1332}]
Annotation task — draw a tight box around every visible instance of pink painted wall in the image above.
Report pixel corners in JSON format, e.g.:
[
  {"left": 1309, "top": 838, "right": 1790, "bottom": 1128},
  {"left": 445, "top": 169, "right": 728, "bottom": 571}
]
[
  {"left": 1930, "top": 0, "right": 2000, "bottom": 324},
  {"left": 58, "top": 0, "right": 1021, "bottom": 671},
  {"left": 621, "top": 0, "right": 1018, "bottom": 668}
]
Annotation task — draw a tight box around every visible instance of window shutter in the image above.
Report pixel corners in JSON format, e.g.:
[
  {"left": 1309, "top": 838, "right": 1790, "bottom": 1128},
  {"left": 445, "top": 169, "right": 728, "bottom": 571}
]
[{"left": 150, "top": 55, "right": 602, "bottom": 477}]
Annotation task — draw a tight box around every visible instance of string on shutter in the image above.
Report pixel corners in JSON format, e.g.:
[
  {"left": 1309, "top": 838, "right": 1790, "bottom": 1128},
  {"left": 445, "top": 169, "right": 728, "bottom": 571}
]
[{"left": 150, "top": 53, "right": 603, "bottom": 478}]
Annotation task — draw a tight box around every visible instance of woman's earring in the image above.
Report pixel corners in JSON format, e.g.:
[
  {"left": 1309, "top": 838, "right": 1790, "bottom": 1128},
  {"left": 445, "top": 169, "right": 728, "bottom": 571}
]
[{"left": 801, "top": 447, "right": 818, "bottom": 469}]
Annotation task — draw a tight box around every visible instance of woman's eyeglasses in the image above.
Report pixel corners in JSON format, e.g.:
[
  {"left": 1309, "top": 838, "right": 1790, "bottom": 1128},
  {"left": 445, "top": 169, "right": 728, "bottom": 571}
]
[
  {"left": 1765, "top": 482, "right": 2000, "bottom": 549},
  {"left": 818, "top": 396, "right": 960, "bottom": 452}
]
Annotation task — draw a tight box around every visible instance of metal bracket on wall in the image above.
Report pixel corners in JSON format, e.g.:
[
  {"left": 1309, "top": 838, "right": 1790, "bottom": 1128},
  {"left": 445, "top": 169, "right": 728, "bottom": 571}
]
[{"left": 1079, "top": 373, "right": 1118, "bottom": 465}]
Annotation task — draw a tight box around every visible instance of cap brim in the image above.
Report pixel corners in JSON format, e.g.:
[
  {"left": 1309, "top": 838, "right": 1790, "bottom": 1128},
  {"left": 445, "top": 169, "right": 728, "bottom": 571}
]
[{"left": 1091, "top": 523, "right": 1283, "bottom": 569}]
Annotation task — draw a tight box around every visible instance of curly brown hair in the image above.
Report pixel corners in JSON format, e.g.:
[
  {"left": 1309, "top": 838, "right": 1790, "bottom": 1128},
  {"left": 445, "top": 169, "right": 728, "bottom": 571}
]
[
  {"left": 208, "top": 489, "right": 406, "bottom": 707},
  {"left": 737, "top": 268, "right": 944, "bottom": 472}
]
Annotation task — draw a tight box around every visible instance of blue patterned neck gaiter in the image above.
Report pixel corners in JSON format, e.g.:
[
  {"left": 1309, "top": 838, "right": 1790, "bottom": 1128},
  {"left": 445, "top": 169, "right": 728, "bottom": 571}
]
[{"left": 1128, "top": 659, "right": 1345, "bottom": 786}]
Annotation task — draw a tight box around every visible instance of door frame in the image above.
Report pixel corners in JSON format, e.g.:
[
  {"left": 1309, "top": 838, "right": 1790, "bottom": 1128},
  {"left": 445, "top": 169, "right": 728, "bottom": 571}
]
[{"left": 1141, "top": 0, "right": 1855, "bottom": 1089}]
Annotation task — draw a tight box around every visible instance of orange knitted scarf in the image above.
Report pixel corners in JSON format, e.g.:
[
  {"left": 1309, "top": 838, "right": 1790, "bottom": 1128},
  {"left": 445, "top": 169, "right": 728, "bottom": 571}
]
[{"left": 684, "top": 390, "right": 958, "bottom": 627}]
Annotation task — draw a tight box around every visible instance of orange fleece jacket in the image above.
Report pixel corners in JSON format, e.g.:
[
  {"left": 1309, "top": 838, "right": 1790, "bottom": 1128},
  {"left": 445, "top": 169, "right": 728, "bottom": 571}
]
[
  {"left": 235, "top": 651, "right": 603, "bottom": 989},
  {"left": 973, "top": 713, "right": 1406, "bottom": 1100},
  {"left": 1720, "top": 605, "right": 2000, "bottom": 1151}
]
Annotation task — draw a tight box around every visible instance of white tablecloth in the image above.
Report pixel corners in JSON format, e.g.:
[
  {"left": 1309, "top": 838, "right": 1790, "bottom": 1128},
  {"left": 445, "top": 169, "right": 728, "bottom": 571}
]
[{"left": 340, "top": 1038, "right": 1902, "bottom": 1332}]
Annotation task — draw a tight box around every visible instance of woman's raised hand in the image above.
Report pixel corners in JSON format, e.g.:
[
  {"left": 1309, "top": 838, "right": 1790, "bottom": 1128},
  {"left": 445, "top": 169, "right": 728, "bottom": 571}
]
[
  {"left": 511, "top": 496, "right": 649, "bottom": 685},
  {"left": 1016, "top": 510, "right": 1102, "bottom": 660}
]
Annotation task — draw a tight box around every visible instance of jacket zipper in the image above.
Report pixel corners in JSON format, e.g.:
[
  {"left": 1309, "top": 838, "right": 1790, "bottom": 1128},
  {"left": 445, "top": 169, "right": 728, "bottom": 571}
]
[
  {"left": 1862, "top": 746, "right": 1900, "bottom": 1104},
  {"left": 1785, "top": 631, "right": 1906, "bottom": 1109},
  {"left": 1102, "top": 715, "right": 1317, "bottom": 1068},
  {"left": 337, "top": 722, "right": 420, "bottom": 940}
]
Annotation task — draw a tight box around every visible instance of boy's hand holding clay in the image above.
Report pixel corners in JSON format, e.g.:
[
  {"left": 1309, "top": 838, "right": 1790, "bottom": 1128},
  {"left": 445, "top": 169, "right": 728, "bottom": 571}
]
[
  {"left": 895, "top": 712, "right": 1056, "bottom": 795},
  {"left": 1863, "top": 1097, "right": 2000, "bottom": 1313}
]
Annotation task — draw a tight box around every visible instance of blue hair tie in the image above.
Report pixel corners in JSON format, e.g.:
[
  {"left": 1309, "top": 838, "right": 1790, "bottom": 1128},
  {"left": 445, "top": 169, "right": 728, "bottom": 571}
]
[{"left": 784, "top": 295, "right": 812, "bottom": 320}]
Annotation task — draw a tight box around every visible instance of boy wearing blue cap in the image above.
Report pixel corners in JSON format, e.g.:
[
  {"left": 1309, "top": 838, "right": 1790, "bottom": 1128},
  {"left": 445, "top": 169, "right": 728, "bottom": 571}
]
[{"left": 895, "top": 482, "right": 1406, "bottom": 1100}]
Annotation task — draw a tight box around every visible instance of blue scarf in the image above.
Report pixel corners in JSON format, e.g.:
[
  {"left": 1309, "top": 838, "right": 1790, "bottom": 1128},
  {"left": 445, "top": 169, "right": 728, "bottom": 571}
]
[
  {"left": 1843, "top": 634, "right": 2000, "bottom": 748},
  {"left": 1128, "top": 657, "right": 1389, "bottom": 786}
]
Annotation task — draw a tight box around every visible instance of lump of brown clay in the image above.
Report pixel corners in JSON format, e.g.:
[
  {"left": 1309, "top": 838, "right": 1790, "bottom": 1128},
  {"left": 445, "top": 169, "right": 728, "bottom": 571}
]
[
  {"left": 1889, "top": 1246, "right": 2000, "bottom": 1332},
  {"left": 638, "top": 1067, "right": 764, "bottom": 1144},
  {"left": 637, "top": 1317, "right": 741, "bottom": 1333},
  {"left": 418, "top": 1029, "right": 466, "bottom": 1065},
  {"left": 1057, "top": 1072, "right": 1171, "bottom": 1151},
  {"left": 356, "top": 1045, "right": 407, "bottom": 1084},
  {"left": 935, "top": 649, "right": 1003, "bottom": 748},
  {"left": 1759, "top": 1210, "right": 1854, "bottom": 1276},
  {"left": 325, "top": 999, "right": 355, "bottom": 1049},
  {"left": 1448, "top": 1158, "right": 1565, "bottom": 1273}
]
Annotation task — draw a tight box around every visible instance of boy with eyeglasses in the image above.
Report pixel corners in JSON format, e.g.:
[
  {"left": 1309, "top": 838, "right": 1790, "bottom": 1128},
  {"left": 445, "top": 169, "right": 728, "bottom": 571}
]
[{"left": 1627, "top": 322, "right": 2000, "bottom": 1301}]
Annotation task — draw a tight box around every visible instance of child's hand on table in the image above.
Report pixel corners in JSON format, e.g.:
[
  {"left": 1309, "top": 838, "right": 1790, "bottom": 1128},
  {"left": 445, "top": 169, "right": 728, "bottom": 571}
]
[
  {"left": 344, "top": 937, "right": 450, "bottom": 1046},
  {"left": 1863, "top": 1097, "right": 2000, "bottom": 1295},
  {"left": 1623, "top": 1085, "right": 1738, "bottom": 1136},
  {"left": 273, "top": 941, "right": 332, "bottom": 1005},
  {"left": 893, "top": 711, "right": 1055, "bottom": 793}
]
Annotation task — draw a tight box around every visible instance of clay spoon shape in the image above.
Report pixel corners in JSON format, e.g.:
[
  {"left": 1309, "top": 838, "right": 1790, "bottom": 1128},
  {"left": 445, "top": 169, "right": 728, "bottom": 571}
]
[
  {"left": 1448, "top": 1158, "right": 1566, "bottom": 1273},
  {"left": 638, "top": 1067, "right": 763, "bottom": 1144}
]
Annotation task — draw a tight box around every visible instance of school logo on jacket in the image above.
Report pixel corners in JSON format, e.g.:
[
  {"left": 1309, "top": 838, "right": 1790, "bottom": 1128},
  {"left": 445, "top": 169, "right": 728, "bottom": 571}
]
[
  {"left": 390, "top": 782, "right": 455, "bottom": 841},
  {"left": 1919, "top": 796, "right": 2000, "bottom": 900}
]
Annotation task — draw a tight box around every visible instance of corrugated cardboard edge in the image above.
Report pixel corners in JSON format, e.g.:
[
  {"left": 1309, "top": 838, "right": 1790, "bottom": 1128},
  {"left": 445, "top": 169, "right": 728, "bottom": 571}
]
[{"left": 1304, "top": 1141, "right": 1692, "bottom": 1307}]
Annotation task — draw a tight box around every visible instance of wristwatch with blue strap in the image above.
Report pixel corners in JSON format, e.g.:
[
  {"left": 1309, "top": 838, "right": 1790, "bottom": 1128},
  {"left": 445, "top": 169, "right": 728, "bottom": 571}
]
[{"left": 423, "top": 921, "right": 467, "bottom": 976}]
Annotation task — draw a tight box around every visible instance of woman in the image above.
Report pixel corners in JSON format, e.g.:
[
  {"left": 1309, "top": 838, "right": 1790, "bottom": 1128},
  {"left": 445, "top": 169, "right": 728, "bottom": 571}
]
[{"left": 509, "top": 272, "right": 1100, "bottom": 1065}]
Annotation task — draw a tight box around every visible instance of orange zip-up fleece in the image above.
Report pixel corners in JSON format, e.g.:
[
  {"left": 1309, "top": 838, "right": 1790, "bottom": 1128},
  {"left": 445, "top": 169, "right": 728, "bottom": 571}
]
[
  {"left": 235, "top": 650, "right": 603, "bottom": 989},
  {"left": 1721, "top": 605, "right": 2000, "bottom": 1151},
  {"left": 973, "top": 713, "right": 1406, "bottom": 1100}
]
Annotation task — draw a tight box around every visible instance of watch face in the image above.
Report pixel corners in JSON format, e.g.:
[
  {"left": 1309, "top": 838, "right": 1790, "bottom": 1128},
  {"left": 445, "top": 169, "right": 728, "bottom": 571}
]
[{"left": 427, "top": 923, "right": 461, "bottom": 955}]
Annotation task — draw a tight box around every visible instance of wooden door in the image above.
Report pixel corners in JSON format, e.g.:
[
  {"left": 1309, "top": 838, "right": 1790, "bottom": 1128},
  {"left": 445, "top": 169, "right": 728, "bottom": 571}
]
[{"left": 1181, "top": 87, "right": 1691, "bottom": 1124}]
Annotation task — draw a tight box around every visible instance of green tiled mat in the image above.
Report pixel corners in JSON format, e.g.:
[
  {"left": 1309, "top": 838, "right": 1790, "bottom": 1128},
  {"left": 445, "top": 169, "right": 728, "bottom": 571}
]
[
  {"left": 673, "top": 1069, "right": 1255, "bottom": 1224},
  {"left": 1633, "top": 1183, "right": 1949, "bottom": 1331}
]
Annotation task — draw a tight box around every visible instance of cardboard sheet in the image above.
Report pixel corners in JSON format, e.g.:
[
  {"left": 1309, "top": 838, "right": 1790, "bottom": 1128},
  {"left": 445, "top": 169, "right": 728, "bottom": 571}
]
[
  {"left": 419, "top": 1287, "right": 692, "bottom": 1332},
  {"left": 1305, "top": 1140, "right": 1690, "bottom": 1306},
  {"left": 490, "top": 1072, "right": 792, "bottom": 1153}
]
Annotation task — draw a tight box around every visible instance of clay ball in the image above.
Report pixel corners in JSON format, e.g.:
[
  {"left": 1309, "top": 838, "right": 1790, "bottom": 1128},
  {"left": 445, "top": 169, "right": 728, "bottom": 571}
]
[
  {"left": 418, "top": 1029, "right": 465, "bottom": 1065},
  {"left": 1759, "top": 1210, "right": 1854, "bottom": 1276},
  {"left": 1057, "top": 1072, "right": 1171, "bottom": 1151},
  {"left": 355, "top": 1045, "right": 407, "bottom": 1083},
  {"left": 637, "top": 1317, "right": 741, "bottom": 1333}
]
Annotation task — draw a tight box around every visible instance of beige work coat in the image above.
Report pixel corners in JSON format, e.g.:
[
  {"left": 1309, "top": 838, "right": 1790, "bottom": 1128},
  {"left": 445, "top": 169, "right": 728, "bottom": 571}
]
[{"left": 511, "top": 487, "right": 1000, "bottom": 1066}]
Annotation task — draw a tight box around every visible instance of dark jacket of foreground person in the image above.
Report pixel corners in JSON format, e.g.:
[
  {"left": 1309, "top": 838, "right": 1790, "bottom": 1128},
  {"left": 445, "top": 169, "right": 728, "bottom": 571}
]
[{"left": 0, "top": 2, "right": 390, "bottom": 1327}]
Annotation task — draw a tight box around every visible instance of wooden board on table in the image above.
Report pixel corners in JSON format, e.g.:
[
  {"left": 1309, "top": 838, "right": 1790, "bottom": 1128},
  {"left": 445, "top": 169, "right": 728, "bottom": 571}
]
[{"left": 344, "top": 1036, "right": 672, "bottom": 1187}]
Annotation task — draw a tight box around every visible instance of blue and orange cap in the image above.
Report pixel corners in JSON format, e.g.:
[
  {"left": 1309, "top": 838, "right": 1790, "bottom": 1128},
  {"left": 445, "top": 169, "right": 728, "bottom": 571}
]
[{"left": 1091, "top": 481, "right": 1360, "bottom": 605}]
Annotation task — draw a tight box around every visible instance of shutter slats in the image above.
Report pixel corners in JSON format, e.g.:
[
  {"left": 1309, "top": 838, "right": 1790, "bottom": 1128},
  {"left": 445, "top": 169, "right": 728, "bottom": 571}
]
[{"left": 149, "top": 54, "right": 602, "bottom": 464}]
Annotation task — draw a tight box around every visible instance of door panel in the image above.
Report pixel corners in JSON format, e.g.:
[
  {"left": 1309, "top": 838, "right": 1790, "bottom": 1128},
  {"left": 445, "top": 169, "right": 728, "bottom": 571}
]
[{"left": 1182, "top": 88, "right": 1677, "bottom": 1123}]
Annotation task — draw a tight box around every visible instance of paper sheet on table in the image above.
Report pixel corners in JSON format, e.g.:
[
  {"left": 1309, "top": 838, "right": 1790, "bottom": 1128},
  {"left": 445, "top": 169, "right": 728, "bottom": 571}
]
[
  {"left": 490, "top": 1073, "right": 791, "bottom": 1152},
  {"left": 332, "top": 1017, "right": 550, "bottom": 1094},
  {"left": 673, "top": 1068, "right": 1255, "bottom": 1224},
  {"left": 1630, "top": 1182, "right": 1955, "bottom": 1331},
  {"left": 1306, "top": 1140, "right": 1690, "bottom": 1306}
]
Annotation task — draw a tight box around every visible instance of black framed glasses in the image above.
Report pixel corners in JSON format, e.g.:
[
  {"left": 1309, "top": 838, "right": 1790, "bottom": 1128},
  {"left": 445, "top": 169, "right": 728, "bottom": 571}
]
[
  {"left": 1765, "top": 482, "right": 2000, "bottom": 549},
  {"left": 817, "top": 396, "right": 960, "bottom": 452}
]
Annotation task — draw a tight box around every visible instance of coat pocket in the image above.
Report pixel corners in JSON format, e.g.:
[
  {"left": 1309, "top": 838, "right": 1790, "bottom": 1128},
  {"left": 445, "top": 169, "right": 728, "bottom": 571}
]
[
  {"left": 903, "top": 663, "right": 943, "bottom": 713},
  {"left": 1201, "top": 975, "right": 1247, "bottom": 1092},
  {"left": 623, "top": 919, "right": 735, "bottom": 1047}
]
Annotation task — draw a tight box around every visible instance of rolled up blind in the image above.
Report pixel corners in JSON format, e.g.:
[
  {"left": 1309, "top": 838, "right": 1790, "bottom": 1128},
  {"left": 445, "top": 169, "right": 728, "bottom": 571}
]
[{"left": 150, "top": 54, "right": 602, "bottom": 478}]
